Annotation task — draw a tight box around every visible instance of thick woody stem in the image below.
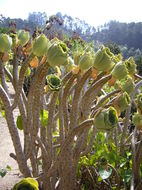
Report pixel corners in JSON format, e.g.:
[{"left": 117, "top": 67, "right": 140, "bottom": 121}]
[
  {"left": 46, "top": 92, "right": 59, "bottom": 167},
  {"left": 12, "top": 54, "right": 19, "bottom": 86},
  {"left": 120, "top": 80, "right": 142, "bottom": 155},
  {"left": 69, "top": 68, "right": 92, "bottom": 130},
  {"left": 11, "top": 55, "right": 33, "bottom": 110},
  {"left": 0, "top": 60, "right": 9, "bottom": 94},
  {"left": 37, "top": 119, "right": 94, "bottom": 181},
  {"left": 81, "top": 125, "right": 96, "bottom": 156},
  {"left": 26, "top": 63, "right": 49, "bottom": 159},
  {"left": 59, "top": 89, "right": 64, "bottom": 144},
  {"left": 91, "top": 89, "right": 120, "bottom": 116},
  {"left": 62, "top": 74, "right": 76, "bottom": 136},
  {"left": 0, "top": 86, "right": 31, "bottom": 177}
]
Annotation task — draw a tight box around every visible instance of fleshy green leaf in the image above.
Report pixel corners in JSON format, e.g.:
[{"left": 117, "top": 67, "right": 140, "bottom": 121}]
[
  {"left": 0, "top": 168, "right": 7, "bottom": 178},
  {"left": 40, "top": 109, "right": 48, "bottom": 127},
  {"left": 16, "top": 115, "right": 23, "bottom": 130},
  {"left": 1, "top": 110, "right": 6, "bottom": 118}
]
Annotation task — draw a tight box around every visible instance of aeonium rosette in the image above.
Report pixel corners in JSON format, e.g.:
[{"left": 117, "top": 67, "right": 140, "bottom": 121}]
[
  {"left": 65, "top": 57, "right": 75, "bottom": 72},
  {"left": 132, "top": 112, "right": 142, "bottom": 131},
  {"left": 93, "top": 46, "right": 114, "bottom": 72},
  {"left": 94, "top": 106, "right": 118, "bottom": 131},
  {"left": 13, "top": 177, "right": 39, "bottom": 190},
  {"left": 109, "top": 61, "right": 128, "bottom": 86},
  {"left": 78, "top": 51, "right": 94, "bottom": 71},
  {"left": 47, "top": 38, "right": 69, "bottom": 67},
  {"left": 137, "top": 93, "right": 142, "bottom": 114},
  {"left": 32, "top": 34, "right": 50, "bottom": 57},
  {"left": 73, "top": 51, "right": 83, "bottom": 65},
  {"left": 0, "top": 34, "right": 12, "bottom": 53},
  {"left": 121, "top": 76, "right": 134, "bottom": 94},
  {"left": 114, "top": 76, "right": 134, "bottom": 94},
  {"left": 18, "top": 30, "right": 30, "bottom": 47},
  {"left": 46, "top": 74, "right": 62, "bottom": 91},
  {"left": 111, "top": 61, "right": 128, "bottom": 80},
  {"left": 114, "top": 92, "right": 130, "bottom": 113},
  {"left": 125, "top": 57, "right": 137, "bottom": 76}
]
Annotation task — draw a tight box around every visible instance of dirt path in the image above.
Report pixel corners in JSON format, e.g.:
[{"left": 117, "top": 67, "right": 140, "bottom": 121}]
[{"left": 0, "top": 83, "right": 23, "bottom": 190}]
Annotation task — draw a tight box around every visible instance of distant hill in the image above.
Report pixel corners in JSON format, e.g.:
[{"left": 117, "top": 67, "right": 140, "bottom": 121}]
[{"left": 0, "top": 12, "right": 142, "bottom": 50}]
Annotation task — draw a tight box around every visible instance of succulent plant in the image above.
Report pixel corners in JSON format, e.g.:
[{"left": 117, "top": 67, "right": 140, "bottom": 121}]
[
  {"left": 0, "top": 34, "right": 12, "bottom": 53},
  {"left": 66, "top": 57, "right": 75, "bottom": 72},
  {"left": 73, "top": 51, "right": 83, "bottom": 65},
  {"left": 18, "top": 30, "right": 30, "bottom": 46},
  {"left": 137, "top": 94, "right": 142, "bottom": 113},
  {"left": 94, "top": 107, "right": 118, "bottom": 131},
  {"left": 93, "top": 46, "right": 114, "bottom": 72},
  {"left": 104, "top": 106, "right": 118, "bottom": 129},
  {"left": 113, "top": 53, "right": 123, "bottom": 63},
  {"left": 117, "top": 92, "right": 130, "bottom": 112},
  {"left": 46, "top": 74, "right": 62, "bottom": 91},
  {"left": 78, "top": 51, "right": 93, "bottom": 71},
  {"left": 47, "top": 39, "right": 69, "bottom": 67},
  {"left": 111, "top": 61, "right": 128, "bottom": 80},
  {"left": 125, "top": 57, "right": 137, "bottom": 75},
  {"left": 132, "top": 112, "right": 142, "bottom": 127},
  {"left": 32, "top": 34, "right": 49, "bottom": 57},
  {"left": 13, "top": 177, "right": 39, "bottom": 190},
  {"left": 121, "top": 76, "right": 134, "bottom": 94}
]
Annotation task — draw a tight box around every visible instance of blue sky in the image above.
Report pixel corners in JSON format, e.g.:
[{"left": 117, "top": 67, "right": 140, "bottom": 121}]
[{"left": 0, "top": 0, "right": 142, "bottom": 27}]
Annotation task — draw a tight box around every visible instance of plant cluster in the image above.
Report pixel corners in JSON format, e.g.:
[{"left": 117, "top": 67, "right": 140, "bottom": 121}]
[{"left": 0, "top": 29, "right": 142, "bottom": 190}]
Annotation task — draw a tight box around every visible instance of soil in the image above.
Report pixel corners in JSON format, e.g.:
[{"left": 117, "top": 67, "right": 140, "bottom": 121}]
[{"left": 0, "top": 83, "right": 23, "bottom": 190}]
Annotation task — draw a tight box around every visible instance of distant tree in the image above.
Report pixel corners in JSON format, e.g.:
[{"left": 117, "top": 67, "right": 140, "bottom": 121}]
[
  {"left": 28, "top": 12, "right": 47, "bottom": 28},
  {"left": 104, "top": 41, "right": 121, "bottom": 55}
]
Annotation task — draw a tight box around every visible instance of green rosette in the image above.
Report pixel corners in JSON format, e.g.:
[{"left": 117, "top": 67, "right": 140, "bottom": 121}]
[
  {"left": 66, "top": 57, "right": 75, "bottom": 72},
  {"left": 0, "top": 34, "right": 12, "bottom": 53},
  {"left": 104, "top": 106, "right": 118, "bottom": 130},
  {"left": 111, "top": 61, "right": 128, "bottom": 80},
  {"left": 94, "top": 107, "right": 118, "bottom": 131},
  {"left": 46, "top": 74, "right": 62, "bottom": 91},
  {"left": 73, "top": 51, "right": 83, "bottom": 65},
  {"left": 132, "top": 112, "right": 142, "bottom": 127},
  {"left": 32, "top": 34, "right": 49, "bottom": 57},
  {"left": 125, "top": 57, "right": 137, "bottom": 75},
  {"left": 18, "top": 30, "right": 30, "bottom": 46},
  {"left": 93, "top": 46, "right": 114, "bottom": 72},
  {"left": 13, "top": 177, "right": 39, "bottom": 190},
  {"left": 117, "top": 92, "right": 130, "bottom": 112},
  {"left": 121, "top": 76, "right": 134, "bottom": 94},
  {"left": 78, "top": 51, "right": 93, "bottom": 71},
  {"left": 137, "top": 94, "right": 142, "bottom": 112},
  {"left": 47, "top": 39, "right": 69, "bottom": 67},
  {"left": 94, "top": 111, "right": 106, "bottom": 130}
]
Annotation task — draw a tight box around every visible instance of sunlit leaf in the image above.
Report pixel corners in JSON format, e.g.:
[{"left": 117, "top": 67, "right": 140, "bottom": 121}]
[
  {"left": 16, "top": 115, "right": 23, "bottom": 130},
  {"left": 1, "top": 109, "right": 5, "bottom": 118},
  {"left": 30, "top": 56, "right": 38, "bottom": 68},
  {"left": 40, "top": 109, "right": 48, "bottom": 127}
]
